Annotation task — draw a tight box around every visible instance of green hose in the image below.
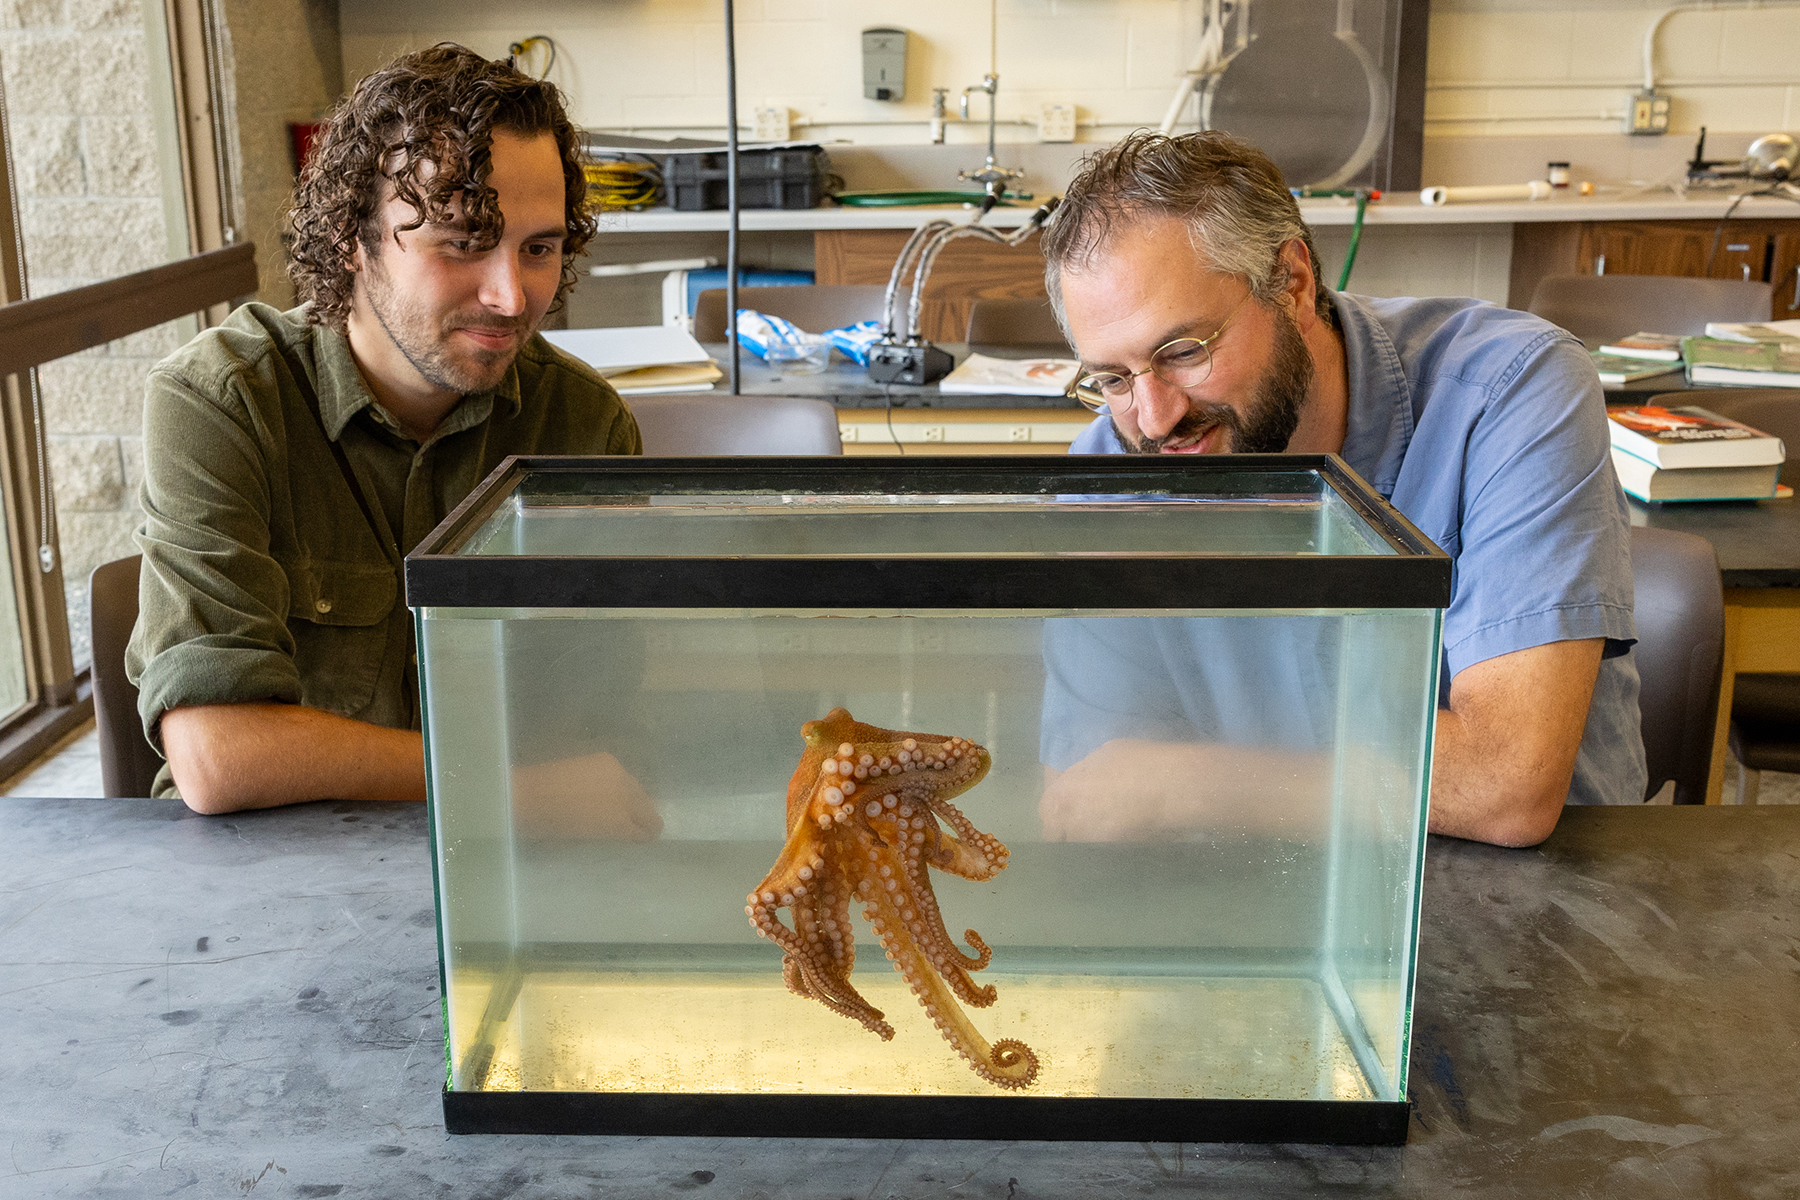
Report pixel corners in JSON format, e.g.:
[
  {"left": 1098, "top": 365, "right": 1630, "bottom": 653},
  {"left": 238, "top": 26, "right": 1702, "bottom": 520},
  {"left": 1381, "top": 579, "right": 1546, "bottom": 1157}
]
[
  {"left": 1337, "top": 192, "right": 1369, "bottom": 291},
  {"left": 832, "top": 189, "right": 1033, "bottom": 207}
]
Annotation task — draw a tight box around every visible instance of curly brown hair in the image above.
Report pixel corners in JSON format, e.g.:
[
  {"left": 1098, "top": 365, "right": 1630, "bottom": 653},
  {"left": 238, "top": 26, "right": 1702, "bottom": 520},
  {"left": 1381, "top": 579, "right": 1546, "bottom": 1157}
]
[{"left": 287, "top": 44, "right": 595, "bottom": 330}]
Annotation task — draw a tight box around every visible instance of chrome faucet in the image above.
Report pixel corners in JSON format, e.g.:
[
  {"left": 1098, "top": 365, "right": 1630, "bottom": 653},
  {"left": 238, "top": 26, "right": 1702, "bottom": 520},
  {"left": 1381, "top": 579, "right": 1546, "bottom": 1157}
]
[{"left": 957, "top": 73, "right": 1023, "bottom": 202}]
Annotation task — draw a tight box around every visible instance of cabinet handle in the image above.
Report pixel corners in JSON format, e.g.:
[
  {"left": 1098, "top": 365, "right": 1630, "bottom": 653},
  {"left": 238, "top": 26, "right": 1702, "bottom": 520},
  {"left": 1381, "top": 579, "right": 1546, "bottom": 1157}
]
[
  {"left": 1595, "top": 254, "right": 1606, "bottom": 276},
  {"left": 1792, "top": 265, "right": 1799, "bottom": 311},
  {"left": 1742, "top": 263, "right": 1752, "bottom": 282}
]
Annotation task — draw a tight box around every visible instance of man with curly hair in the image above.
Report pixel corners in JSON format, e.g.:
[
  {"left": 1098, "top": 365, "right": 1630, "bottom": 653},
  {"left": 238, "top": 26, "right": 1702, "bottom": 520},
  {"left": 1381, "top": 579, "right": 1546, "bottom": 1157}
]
[{"left": 126, "top": 46, "right": 651, "bottom": 823}]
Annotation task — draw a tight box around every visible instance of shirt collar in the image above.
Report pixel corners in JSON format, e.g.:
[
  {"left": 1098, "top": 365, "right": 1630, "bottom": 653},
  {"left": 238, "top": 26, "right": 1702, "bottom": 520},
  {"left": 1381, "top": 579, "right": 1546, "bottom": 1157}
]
[
  {"left": 1329, "top": 291, "right": 1415, "bottom": 497},
  {"left": 310, "top": 323, "right": 524, "bottom": 444}
]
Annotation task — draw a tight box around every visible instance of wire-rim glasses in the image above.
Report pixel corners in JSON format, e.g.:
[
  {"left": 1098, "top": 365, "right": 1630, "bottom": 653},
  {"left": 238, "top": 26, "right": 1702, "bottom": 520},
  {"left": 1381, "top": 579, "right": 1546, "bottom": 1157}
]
[{"left": 1066, "top": 292, "right": 1253, "bottom": 415}]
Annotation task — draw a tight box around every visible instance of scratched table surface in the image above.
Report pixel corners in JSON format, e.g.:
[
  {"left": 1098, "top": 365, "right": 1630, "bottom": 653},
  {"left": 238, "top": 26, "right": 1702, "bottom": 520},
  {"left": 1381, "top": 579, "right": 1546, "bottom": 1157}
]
[{"left": 3, "top": 800, "right": 1797, "bottom": 1199}]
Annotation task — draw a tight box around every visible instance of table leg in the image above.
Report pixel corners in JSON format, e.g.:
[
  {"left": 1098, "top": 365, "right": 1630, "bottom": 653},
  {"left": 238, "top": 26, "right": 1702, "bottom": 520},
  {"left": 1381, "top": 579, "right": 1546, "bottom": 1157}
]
[
  {"left": 1706, "top": 590, "right": 1800, "bottom": 805},
  {"left": 1705, "top": 604, "right": 1741, "bottom": 805}
]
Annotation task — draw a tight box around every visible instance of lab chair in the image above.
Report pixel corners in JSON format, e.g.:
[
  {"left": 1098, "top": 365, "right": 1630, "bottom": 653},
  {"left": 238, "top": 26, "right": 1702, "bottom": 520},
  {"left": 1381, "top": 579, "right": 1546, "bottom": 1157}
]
[
  {"left": 1526, "top": 274, "right": 1773, "bottom": 346},
  {"left": 1653, "top": 387, "right": 1800, "bottom": 802},
  {"left": 90, "top": 555, "right": 162, "bottom": 799},
  {"left": 627, "top": 394, "right": 843, "bottom": 455},
  {"left": 691, "top": 284, "right": 893, "bottom": 342},
  {"left": 965, "top": 297, "right": 1073, "bottom": 355},
  {"left": 1629, "top": 525, "right": 1725, "bottom": 804}
]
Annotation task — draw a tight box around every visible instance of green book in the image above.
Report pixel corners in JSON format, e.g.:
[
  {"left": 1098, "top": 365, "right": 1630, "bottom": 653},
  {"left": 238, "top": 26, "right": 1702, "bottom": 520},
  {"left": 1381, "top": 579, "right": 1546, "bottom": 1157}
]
[
  {"left": 1590, "top": 351, "right": 1683, "bottom": 385},
  {"left": 1681, "top": 336, "right": 1800, "bottom": 387}
]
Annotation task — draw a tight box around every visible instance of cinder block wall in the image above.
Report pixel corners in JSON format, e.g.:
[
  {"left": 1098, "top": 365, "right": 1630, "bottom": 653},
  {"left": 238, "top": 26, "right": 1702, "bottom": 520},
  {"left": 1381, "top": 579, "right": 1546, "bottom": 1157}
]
[
  {"left": 0, "top": 0, "right": 340, "bottom": 666},
  {"left": 1, "top": 0, "right": 178, "bottom": 663}
]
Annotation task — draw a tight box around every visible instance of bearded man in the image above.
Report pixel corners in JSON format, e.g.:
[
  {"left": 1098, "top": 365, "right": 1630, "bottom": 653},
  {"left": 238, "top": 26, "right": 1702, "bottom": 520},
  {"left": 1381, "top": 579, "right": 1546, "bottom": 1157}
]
[
  {"left": 128, "top": 46, "right": 649, "bottom": 819},
  {"left": 1037, "top": 131, "right": 1644, "bottom": 848}
]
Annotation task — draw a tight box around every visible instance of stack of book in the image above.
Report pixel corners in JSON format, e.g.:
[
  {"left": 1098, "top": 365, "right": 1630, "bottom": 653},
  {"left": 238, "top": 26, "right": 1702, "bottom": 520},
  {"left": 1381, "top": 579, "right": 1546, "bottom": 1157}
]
[
  {"left": 1680, "top": 320, "right": 1800, "bottom": 387},
  {"left": 540, "top": 325, "right": 724, "bottom": 395},
  {"left": 1590, "top": 332, "right": 1685, "bottom": 386},
  {"left": 1606, "top": 404, "right": 1788, "bottom": 502}
]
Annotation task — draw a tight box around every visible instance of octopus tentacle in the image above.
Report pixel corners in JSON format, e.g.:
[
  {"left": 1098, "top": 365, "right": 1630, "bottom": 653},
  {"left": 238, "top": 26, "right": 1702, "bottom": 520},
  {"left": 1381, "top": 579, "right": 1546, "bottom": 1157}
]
[
  {"left": 924, "top": 797, "right": 1010, "bottom": 880},
  {"left": 750, "top": 708, "right": 1038, "bottom": 1090},
  {"left": 862, "top": 878, "right": 1037, "bottom": 1090}
]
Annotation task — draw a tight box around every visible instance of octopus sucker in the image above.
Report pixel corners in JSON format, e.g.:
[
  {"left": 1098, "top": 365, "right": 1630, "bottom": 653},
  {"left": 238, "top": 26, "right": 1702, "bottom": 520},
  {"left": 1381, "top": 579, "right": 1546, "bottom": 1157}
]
[{"left": 747, "top": 707, "right": 1039, "bottom": 1091}]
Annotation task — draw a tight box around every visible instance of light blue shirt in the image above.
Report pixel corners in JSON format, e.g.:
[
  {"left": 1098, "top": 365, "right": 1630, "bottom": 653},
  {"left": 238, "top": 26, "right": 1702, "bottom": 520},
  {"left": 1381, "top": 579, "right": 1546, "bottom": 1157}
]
[{"left": 1048, "top": 292, "right": 1646, "bottom": 807}]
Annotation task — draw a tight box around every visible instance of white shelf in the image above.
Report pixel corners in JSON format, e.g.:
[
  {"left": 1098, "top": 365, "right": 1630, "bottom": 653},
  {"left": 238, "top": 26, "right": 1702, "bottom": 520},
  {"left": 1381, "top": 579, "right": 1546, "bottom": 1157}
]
[{"left": 593, "top": 192, "right": 1800, "bottom": 234}]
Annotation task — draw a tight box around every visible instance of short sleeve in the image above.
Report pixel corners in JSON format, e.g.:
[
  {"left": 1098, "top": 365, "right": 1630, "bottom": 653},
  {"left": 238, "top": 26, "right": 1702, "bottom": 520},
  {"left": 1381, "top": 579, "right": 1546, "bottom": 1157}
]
[{"left": 1433, "top": 334, "right": 1636, "bottom": 677}]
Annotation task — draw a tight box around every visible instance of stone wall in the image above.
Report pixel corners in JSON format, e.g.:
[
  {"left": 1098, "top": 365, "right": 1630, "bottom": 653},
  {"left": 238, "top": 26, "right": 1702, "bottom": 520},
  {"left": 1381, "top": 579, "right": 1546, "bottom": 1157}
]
[
  {"left": 1, "top": 0, "right": 179, "bottom": 666},
  {"left": 222, "top": 0, "right": 342, "bottom": 312}
]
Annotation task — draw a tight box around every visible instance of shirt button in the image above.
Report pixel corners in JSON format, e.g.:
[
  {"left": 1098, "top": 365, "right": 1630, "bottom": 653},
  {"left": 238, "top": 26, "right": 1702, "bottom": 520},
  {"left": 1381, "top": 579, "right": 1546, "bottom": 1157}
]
[{"left": 315, "top": 598, "right": 333, "bottom": 614}]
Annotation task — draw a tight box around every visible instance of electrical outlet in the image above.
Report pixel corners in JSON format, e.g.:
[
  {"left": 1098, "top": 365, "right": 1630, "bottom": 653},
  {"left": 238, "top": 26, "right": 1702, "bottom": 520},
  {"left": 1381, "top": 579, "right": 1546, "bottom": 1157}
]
[
  {"left": 1038, "top": 100, "right": 1077, "bottom": 143},
  {"left": 753, "top": 106, "right": 790, "bottom": 141},
  {"left": 1009, "top": 425, "right": 1031, "bottom": 442},
  {"left": 922, "top": 425, "right": 945, "bottom": 442},
  {"left": 838, "top": 424, "right": 858, "bottom": 443},
  {"left": 1626, "top": 88, "right": 1670, "bottom": 136}
]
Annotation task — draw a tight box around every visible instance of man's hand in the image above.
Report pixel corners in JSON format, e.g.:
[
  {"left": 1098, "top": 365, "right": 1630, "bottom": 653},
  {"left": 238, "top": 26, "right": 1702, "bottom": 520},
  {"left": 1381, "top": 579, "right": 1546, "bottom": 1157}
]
[
  {"left": 1040, "top": 739, "right": 1331, "bottom": 842},
  {"left": 162, "top": 702, "right": 428, "bottom": 814},
  {"left": 509, "top": 751, "right": 663, "bottom": 841},
  {"left": 1429, "top": 637, "right": 1604, "bottom": 847}
]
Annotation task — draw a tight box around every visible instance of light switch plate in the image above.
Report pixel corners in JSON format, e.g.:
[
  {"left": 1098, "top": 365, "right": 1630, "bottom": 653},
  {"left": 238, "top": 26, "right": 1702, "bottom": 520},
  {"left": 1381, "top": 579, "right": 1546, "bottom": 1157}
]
[{"left": 1038, "top": 101, "right": 1077, "bottom": 143}]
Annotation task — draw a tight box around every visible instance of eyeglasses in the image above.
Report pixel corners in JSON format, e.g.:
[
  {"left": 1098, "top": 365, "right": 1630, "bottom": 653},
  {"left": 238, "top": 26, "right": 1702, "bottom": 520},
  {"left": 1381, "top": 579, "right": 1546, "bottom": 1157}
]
[{"left": 1066, "top": 292, "right": 1253, "bottom": 415}]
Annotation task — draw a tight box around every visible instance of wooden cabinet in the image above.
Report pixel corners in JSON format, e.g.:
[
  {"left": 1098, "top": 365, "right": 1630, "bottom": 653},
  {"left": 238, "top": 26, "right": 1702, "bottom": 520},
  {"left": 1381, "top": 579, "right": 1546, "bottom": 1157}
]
[
  {"left": 1770, "top": 232, "right": 1800, "bottom": 319},
  {"left": 1511, "top": 218, "right": 1800, "bottom": 314},
  {"left": 814, "top": 229, "right": 1048, "bottom": 344}
]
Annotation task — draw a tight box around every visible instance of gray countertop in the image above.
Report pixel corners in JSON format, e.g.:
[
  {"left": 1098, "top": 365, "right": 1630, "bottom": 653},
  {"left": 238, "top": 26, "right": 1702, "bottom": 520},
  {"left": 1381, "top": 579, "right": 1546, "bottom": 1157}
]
[
  {"left": 5, "top": 799, "right": 1798, "bottom": 1198},
  {"left": 707, "top": 342, "right": 1088, "bottom": 409}
]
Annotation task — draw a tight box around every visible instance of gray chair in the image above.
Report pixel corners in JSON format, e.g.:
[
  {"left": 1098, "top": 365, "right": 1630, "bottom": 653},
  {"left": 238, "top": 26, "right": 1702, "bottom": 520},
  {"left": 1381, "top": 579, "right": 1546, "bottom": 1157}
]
[
  {"left": 1527, "top": 274, "right": 1772, "bottom": 346},
  {"left": 692, "top": 284, "right": 893, "bottom": 341},
  {"left": 1629, "top": 525, "right": 1725, "bottom": 804},
  {"left": 965, "top": 297, "right": 1073, "bottom": 355},
  {"left": 1651, "top": 387, "right": 1800, "bottom": 802},
  {"left": 90, "top": 555, "right": 162, "bottom": 798},
  {"left": 627, "top": 394, "right": 843, "bottom": 455}
]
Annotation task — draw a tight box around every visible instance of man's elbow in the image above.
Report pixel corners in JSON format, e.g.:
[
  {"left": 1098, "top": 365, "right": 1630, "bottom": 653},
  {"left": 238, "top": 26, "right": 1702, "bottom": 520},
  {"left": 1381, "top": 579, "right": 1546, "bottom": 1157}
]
[
  {"left": 162, "top": 708, "right": 253, "bottom": 815},
  {"left": 169, "top": 755, "right": 250, "bottom": 815},
  {"left": 1464, "top": 779, "right": 1569, "bottom": 848}
]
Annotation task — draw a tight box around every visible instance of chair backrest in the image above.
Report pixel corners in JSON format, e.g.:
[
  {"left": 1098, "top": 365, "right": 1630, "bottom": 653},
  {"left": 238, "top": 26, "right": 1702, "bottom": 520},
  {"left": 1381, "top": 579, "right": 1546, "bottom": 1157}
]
[
  {"left": 692, "top": 284, "right": 893, "bottom": 341},
  {"left": 1629, "top": 525, "right": 1724, "bottom": 804},
  {"left": 89, "top": 555, "right": 163, "bottom": 798},
  {"left": 1527, "top": 274, "right": 1772, "bottom": 345},
  {"left": 1657, "top": 387, "right": 1800, "bottom": 485},
  {"left": 965, "top": 297, "right": 1073, "bottom": 354},
  {"left": 627, "top": 394, "right": 843, "bottom": 455}
]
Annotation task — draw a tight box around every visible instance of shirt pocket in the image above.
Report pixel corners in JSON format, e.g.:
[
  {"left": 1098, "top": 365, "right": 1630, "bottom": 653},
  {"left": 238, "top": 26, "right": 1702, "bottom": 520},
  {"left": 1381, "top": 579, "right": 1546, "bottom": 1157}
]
[{"left": 279, "top": 557, "right": 398, "bottom": 720}]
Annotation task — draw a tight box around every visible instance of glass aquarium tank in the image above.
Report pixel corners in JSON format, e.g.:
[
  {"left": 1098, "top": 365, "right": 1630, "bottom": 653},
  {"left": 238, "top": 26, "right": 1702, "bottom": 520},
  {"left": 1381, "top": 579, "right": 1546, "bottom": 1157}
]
[{"left": 408, "top": 455, "right": 1448, "bottom": 1143}]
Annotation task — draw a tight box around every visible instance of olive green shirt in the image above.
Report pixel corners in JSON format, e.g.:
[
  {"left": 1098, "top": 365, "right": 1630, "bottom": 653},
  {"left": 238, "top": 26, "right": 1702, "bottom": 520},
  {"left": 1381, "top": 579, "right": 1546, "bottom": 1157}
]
[{"left": 126, "top": 302, "right": 641, "bottom": 799}]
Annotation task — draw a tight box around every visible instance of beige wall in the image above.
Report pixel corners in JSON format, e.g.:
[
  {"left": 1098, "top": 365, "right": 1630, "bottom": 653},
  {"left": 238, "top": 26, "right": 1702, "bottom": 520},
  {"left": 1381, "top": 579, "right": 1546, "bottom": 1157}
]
[
  {"left": 341, "top": 0, "right": 1800, "bottom": 156},
  {"left": 221, "top": 0, "right": 342, "bottom": 311}
]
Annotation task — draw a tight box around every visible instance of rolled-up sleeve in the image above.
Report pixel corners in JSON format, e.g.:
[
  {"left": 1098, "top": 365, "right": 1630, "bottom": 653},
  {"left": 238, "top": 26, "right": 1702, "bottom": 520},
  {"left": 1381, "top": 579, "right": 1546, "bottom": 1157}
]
[{"left": 126, "top": 361, "right": 303, "bottom": 749}]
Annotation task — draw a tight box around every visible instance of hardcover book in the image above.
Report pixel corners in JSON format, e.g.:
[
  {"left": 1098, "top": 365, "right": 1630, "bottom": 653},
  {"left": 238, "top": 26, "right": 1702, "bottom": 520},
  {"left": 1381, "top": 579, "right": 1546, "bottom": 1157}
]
[
  {"left": 1605, "top": 404, "right": 1787, "bottom": 469},
  {"left": 1681, "top": 336, "right": 1800, "bottom": 388},
  {"left": 1590, "top": 352, "right": 1683, "bottom": 385},
  {"left": 1598, "top": 332, "right": 1683, "bottom": 361},
  {"left": 1609, "top": 447, "right": 1780, "bottom": 503}
]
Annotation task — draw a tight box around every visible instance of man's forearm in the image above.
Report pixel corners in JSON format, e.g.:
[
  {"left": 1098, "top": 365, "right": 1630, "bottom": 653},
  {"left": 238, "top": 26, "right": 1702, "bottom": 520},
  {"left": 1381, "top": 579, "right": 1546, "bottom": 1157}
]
[
  {"left": 162, "top": 702, "right": 427, "bottom": 814},
  {"left": 1427, "top": 638, "right": 1604, "bottom": 847}
]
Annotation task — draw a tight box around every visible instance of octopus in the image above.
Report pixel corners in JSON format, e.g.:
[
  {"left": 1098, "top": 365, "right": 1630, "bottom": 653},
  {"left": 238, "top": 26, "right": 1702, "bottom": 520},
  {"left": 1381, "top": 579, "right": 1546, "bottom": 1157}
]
[{"left": 746, "top": 707, "right": 1039, "bottom": 1090}]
